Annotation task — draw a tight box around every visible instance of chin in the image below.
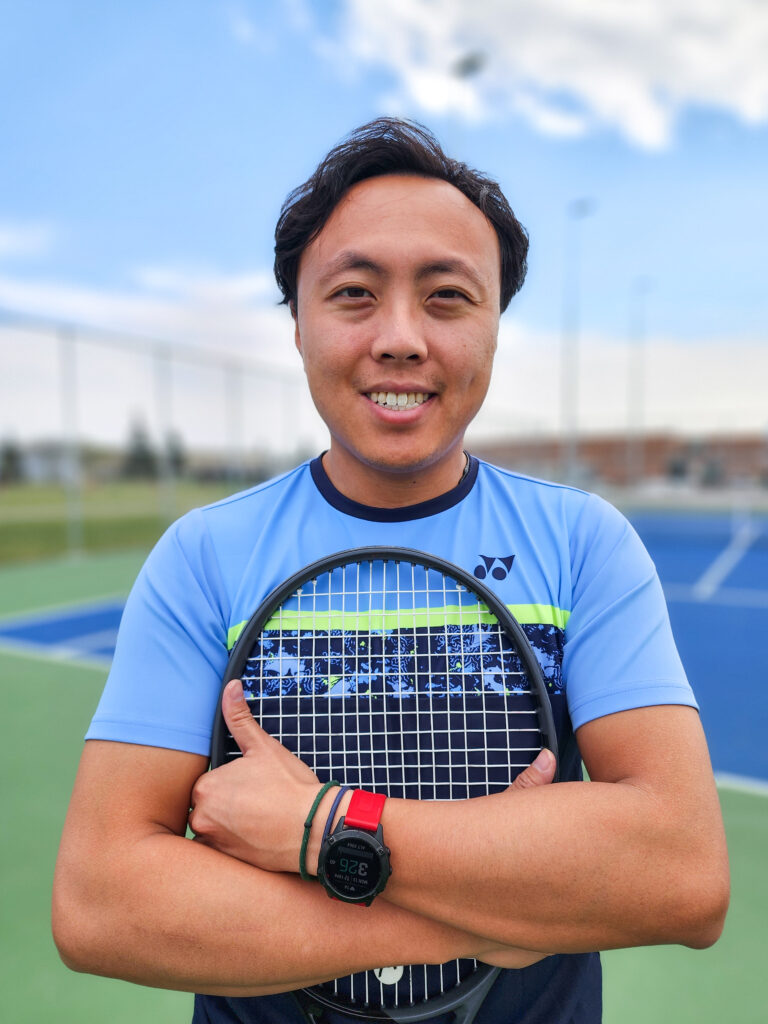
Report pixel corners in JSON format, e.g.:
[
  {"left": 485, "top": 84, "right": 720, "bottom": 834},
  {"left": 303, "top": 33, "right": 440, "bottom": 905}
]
[{"left": 362, "top": 449, "right": 443, "bottom": 474}]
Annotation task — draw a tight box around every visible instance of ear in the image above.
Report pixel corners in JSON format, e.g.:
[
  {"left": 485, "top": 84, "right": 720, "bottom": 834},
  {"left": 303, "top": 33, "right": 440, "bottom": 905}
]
[{"left": 292, "top": 304, "right": 303, "bottom": 359}]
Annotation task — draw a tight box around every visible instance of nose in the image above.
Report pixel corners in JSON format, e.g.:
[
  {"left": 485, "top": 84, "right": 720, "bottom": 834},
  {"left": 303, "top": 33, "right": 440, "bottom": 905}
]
[{"left": 370, "top": 302, "right": 428, "bottom": 362}]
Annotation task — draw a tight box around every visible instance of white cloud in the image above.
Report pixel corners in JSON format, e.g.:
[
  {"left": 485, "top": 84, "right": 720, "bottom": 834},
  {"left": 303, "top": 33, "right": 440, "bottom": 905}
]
[
  {"left": 322, "top": 0, "right": 768, "bottom": 147},
  {"left": 283, "top": 0, "right": 314, "bottom": 34},
  {"left": 0, "top": 270, "right": 324, "bottom": 453},
  {"left": 470, "top": 319, "right": 768, "bottom": 441},
  {"left": 0, "top": 268, "right": 293, "bottom": 364},
  {"left": 0, "top": 221, "right": 55, "bottom": 261},
  {"left": 224, "top": 3, "right": 275, "bottom": 52},
  {"left": 132, "top": 265, "right": 277, "bottom": 305},
  {"left": 0, "top": 270, "right": 764, "bottom": 455}
]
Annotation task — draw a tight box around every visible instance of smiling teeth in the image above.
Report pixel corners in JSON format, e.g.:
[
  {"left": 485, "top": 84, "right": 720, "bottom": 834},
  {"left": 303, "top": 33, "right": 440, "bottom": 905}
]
[{"left": 368, "top": 391, "right": 427, "bottom": 410}]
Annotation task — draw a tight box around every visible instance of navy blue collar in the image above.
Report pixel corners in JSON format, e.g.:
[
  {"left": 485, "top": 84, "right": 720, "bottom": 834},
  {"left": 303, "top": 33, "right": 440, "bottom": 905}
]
[{"left": 310, "top": 454, "right": 478, "bottom": 522}]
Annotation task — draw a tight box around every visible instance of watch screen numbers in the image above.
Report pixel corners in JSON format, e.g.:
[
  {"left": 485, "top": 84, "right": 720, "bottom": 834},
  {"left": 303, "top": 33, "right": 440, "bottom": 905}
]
[
  {"left": 339, "top": 856, "right": 368, "bottom": 877},
  {"left": 327, "top": 838, "right": 381, "bottom": 896}
]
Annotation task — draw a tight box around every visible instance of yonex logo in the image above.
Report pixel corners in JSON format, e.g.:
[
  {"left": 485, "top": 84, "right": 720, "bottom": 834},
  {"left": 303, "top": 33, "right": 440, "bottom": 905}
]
[
  {"left": 374, "top": 966, "right": 405, "bottom": 985},
  {"left": 474, "top": 554, "right": 515, "bottom": 581}
]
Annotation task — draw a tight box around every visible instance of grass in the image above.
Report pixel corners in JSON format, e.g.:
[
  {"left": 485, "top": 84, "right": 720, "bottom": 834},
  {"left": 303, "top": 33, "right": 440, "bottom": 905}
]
[
  {"left": 0, "top": 480, "right": 239, "bottom": 564},
  {"left": 0, "top": 647, "right": 192, "bottom": 1024},
  {"left": 603, "top": 787, "right": 766, "bottom": 1023}
]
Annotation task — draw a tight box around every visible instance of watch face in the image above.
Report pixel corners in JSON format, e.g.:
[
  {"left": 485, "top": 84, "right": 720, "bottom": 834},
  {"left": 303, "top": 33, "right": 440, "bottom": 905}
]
[{"left": 324, "top": 835, "right": 383, "bottom": 900}]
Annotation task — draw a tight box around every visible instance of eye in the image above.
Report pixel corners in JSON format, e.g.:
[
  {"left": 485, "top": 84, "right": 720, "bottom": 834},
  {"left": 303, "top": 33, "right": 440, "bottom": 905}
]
[
  {"left": 334, "top": 285, "right": 373, "bottom": 299},
  {"left": 431, "top": 287, "right": 470, "bottom": 301}
]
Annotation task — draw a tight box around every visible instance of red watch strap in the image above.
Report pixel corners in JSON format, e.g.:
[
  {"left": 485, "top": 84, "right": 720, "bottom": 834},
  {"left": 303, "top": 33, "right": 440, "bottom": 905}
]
[{"left": 345, "top": 790, "right": 386, "bottom": 831}]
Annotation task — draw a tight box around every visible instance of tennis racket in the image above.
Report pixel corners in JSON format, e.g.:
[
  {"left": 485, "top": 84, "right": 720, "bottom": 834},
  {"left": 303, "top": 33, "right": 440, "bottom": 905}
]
[{"left": 211, "top": 547, "right": 558, "bottom": 1024}]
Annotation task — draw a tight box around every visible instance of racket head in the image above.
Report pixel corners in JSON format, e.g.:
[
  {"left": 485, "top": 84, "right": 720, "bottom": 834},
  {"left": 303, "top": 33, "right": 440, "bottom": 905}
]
[
  {"left": 294, "top": 960, "right": 500, "bottom": 1023},
  {"left": 210, "top": 547, "right": 558, "bottom": 1020},
  {"left": 212, "top": 546, "right": 558, "bottom": 778}
]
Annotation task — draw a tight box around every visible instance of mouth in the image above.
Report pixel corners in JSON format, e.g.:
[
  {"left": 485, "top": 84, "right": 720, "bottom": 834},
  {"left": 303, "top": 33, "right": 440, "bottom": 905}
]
[{"left": 365, "top": 391, "right": 432, "bottom": 412}]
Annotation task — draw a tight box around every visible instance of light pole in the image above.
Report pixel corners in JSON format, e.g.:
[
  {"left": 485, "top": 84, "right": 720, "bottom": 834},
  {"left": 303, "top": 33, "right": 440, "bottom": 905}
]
[
  {"left": 560, "top": 198, "right": 595, "bottom": 484},
  {"left": 626, "top": 276, "right": 653, "bottom": 486},
  {"left": 153, "top": 342, "right": 176, "bottom": 522}
]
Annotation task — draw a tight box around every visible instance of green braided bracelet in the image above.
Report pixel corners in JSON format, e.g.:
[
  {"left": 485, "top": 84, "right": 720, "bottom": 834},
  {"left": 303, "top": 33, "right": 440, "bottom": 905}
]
[{"left": 299, "top": 780, "right": 340, "bottom": 881}]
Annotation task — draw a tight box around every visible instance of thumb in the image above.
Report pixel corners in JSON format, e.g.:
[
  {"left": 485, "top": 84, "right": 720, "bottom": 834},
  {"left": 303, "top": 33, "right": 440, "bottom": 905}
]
[
  {"left": 221, "top": 678, "right": 266, "bottom": 755},
  {"left": 508, "top": 748, "right": 556, "bottom": 792}
]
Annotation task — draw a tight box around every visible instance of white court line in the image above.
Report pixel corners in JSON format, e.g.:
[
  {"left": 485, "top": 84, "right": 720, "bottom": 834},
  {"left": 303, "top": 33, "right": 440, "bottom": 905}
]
[
  {"left": 0, "top": 637, "right": 111, "bottom": 671},
  {"left": 716, "top": 772, "right": 768, "bottom": 798},
  {"left": 75, "top": 627, "right": 120, "bottom": 654},
  {"left": 691, "top": 521, "right": 760, "bottom": 601},
  {"left": 664, "top": 582, "right": 768, "bottom": 609},
  {"left": 0, "top": 594, "right": 125, "bottom": 627}
]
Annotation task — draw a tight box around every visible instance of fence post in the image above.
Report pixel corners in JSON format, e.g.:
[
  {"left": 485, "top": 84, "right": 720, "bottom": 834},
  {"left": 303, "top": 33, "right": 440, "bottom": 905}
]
[{"left": 58, "top": 326, "right": 85, "bottom": 556}]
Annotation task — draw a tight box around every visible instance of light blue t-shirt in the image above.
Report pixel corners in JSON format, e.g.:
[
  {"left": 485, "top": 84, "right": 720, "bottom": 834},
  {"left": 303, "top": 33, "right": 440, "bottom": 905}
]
[
  {"left": 87, "top": 454, "right": 696, "bottom": 1024},
  {"left": 87, "top": 455, "right": 695, "bottom": 755}
]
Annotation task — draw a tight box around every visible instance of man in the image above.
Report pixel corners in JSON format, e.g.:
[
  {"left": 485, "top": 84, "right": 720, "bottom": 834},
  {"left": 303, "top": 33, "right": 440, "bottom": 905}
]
[{"left": 53, "top": 119, "right": 728, "bottom": 1023}]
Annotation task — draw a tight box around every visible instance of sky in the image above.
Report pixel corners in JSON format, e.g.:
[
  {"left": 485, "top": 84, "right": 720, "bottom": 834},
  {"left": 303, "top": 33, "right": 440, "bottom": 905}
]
[{"left": 1, "top": 0, "right": 767, "bottom": 457}]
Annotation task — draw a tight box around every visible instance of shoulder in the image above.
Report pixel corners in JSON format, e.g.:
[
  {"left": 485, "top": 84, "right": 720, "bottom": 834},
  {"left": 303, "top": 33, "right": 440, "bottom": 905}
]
[
  {"left": 474, "top": 458, "right": 622, "bottom": 532},
  {"left": 475, "top": 458, "right": 588, "bottom": 503},
  {"left": 471, "top": 459, "right": 643, "bottom": 590},
  {"left": 136, "top": 461, "right": 316, "bottom": 596},
  {"left": 197, "top": 460, "right": 313, "bottom": 520},
  {"left": 168, "top": 460, "right": 314, "bottom": 544}
]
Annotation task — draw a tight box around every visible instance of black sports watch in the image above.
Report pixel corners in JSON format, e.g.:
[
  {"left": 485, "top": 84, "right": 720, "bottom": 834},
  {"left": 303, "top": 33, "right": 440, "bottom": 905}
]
[{"left": 317, "top": 789, "right": 391, "bottom": 906}]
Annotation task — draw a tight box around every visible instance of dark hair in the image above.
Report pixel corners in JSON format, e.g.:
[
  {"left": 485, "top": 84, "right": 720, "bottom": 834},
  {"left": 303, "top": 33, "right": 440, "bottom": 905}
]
[{"left": 274, "top": 118, "right": 528, "bottom": 313}]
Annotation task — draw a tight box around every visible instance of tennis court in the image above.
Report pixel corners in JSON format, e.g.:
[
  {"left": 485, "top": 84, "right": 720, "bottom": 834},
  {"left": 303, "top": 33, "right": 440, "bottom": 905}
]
[{"left": 0, "top": 510, "right": 766, "bottom": 1022}]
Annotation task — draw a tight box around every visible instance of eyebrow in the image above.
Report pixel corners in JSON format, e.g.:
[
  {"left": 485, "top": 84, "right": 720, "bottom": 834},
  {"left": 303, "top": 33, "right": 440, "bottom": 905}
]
[
  {"left": 414, "top": 260, "right": 485, "bottom": 291},
  {"left": 318, "top": 250, "right": 487, "bottom": 292},
  {"left": 317, "top": 251, "right": 383, "bottom": 287}
]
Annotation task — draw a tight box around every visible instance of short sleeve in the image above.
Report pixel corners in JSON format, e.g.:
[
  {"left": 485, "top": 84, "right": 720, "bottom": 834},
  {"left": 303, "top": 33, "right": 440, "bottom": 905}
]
[
  {"left": 85, "top": 510, "right": 230, "bottom": 755},
  {"left": 562, "top": 494, "right": 697, "bottom": 731}
]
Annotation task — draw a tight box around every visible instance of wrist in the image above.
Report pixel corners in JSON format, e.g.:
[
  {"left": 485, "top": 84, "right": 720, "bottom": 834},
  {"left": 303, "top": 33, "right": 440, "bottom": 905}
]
[
  {"left": 316, "top": 789, "right": 392, "bottom": 905},
  {"left": 306, "top": 786, "right": 353, "bottom": 876}
]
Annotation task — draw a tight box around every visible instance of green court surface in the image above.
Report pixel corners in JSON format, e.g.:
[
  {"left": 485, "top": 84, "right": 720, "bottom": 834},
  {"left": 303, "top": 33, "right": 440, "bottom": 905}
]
[{"left": 0, "top": 551, "right": 764, "bottom": 1023}]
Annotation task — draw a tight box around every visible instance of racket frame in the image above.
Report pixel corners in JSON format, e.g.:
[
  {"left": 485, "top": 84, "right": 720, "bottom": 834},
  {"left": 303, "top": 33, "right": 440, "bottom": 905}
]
[
  {"left": 210, "top": 546, "right": 559, "bottom": 1023},
  {"left": 213, "top": 546, "right": 558, "bottom": 772}
]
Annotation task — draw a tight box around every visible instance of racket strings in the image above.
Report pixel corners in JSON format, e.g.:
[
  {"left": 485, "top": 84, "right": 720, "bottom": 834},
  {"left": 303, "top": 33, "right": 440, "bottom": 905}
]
[
  {"left": 334, "top": 958, "right": 478, "bottom": 1012},
  {"left": 226, "top": 557, "right": 545, "bottom": 1010},
  {"left": 232, "top": 693, "right": 542, "bottom": 798}
]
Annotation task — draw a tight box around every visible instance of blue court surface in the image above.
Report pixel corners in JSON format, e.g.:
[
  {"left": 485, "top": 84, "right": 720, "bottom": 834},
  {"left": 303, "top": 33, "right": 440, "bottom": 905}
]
[
  {"left": 0, "top": 598, "right": 123, "bottom": 668},
  {"left": 628, "top": 512, "right": 768, "bottom": 785},
  {"left": 1, "top": 512, "right": 766, "bottom": 784}
]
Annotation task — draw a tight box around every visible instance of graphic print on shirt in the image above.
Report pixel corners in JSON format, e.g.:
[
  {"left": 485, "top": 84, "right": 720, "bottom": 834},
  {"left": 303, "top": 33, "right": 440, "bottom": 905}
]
[{"left": 231, "top": 556, "right": 568, "bottom": 800}]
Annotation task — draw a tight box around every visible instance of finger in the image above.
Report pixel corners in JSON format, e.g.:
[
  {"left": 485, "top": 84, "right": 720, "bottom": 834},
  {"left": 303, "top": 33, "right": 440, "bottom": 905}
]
[
  {"left": 508, "top": 748, "right": 556, "bottom": 791},
  {"left": 221, "top": 678, "right": 268, "bottom": 755}
]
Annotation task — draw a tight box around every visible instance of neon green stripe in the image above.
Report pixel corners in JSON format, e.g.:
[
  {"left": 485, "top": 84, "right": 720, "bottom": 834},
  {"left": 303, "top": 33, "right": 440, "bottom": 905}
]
[
  {"left": 509, "top": 604, "right": 570, "bottom": 629},
  {"left": 227, "top": 603, "right": 568, "bottom": 650},
  {"left": 263, "top": 604, "right": 500, "bottom": 633},
  {"left": 228, "top": 622, "right": 247, "bottom": 649}
]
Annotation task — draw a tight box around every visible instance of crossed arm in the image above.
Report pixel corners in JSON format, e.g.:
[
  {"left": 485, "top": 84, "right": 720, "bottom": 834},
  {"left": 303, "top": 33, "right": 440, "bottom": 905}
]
[{"left": 52, "top": 681, "right": 729, "bottom": 996}]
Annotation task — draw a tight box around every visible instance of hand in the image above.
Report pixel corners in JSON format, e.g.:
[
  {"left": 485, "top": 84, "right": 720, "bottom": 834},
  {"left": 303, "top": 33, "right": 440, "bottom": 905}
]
[
  {"left": 507, "top": 747, "right": 557, "bottom": 791},
  {"left": 190, "top": 680, "right": 557, "bottom": 877},
  {"left": 189, "top": 679, "right": 324, "bottom": 873}
]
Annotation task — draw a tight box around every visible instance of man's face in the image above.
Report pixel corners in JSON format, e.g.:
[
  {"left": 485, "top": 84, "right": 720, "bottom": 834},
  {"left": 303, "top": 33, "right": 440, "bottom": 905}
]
[{"left": 294, "top": 173, "right": 501, "bottom": 504}]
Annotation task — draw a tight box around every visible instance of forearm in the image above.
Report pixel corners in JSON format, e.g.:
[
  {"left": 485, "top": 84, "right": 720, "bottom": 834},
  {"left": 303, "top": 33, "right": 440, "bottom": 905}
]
[
  {"left": 54, "top": 827, "right": 513, "bottom": 995},
  {"left": 54, "top": 741, "right": 524, "bottom": 996},
  {"left": 375, "top": 712, "right": 729, "bottom": 953},
  {"left": 379, "top": 782, "right": 684, "bottom": 951}
]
